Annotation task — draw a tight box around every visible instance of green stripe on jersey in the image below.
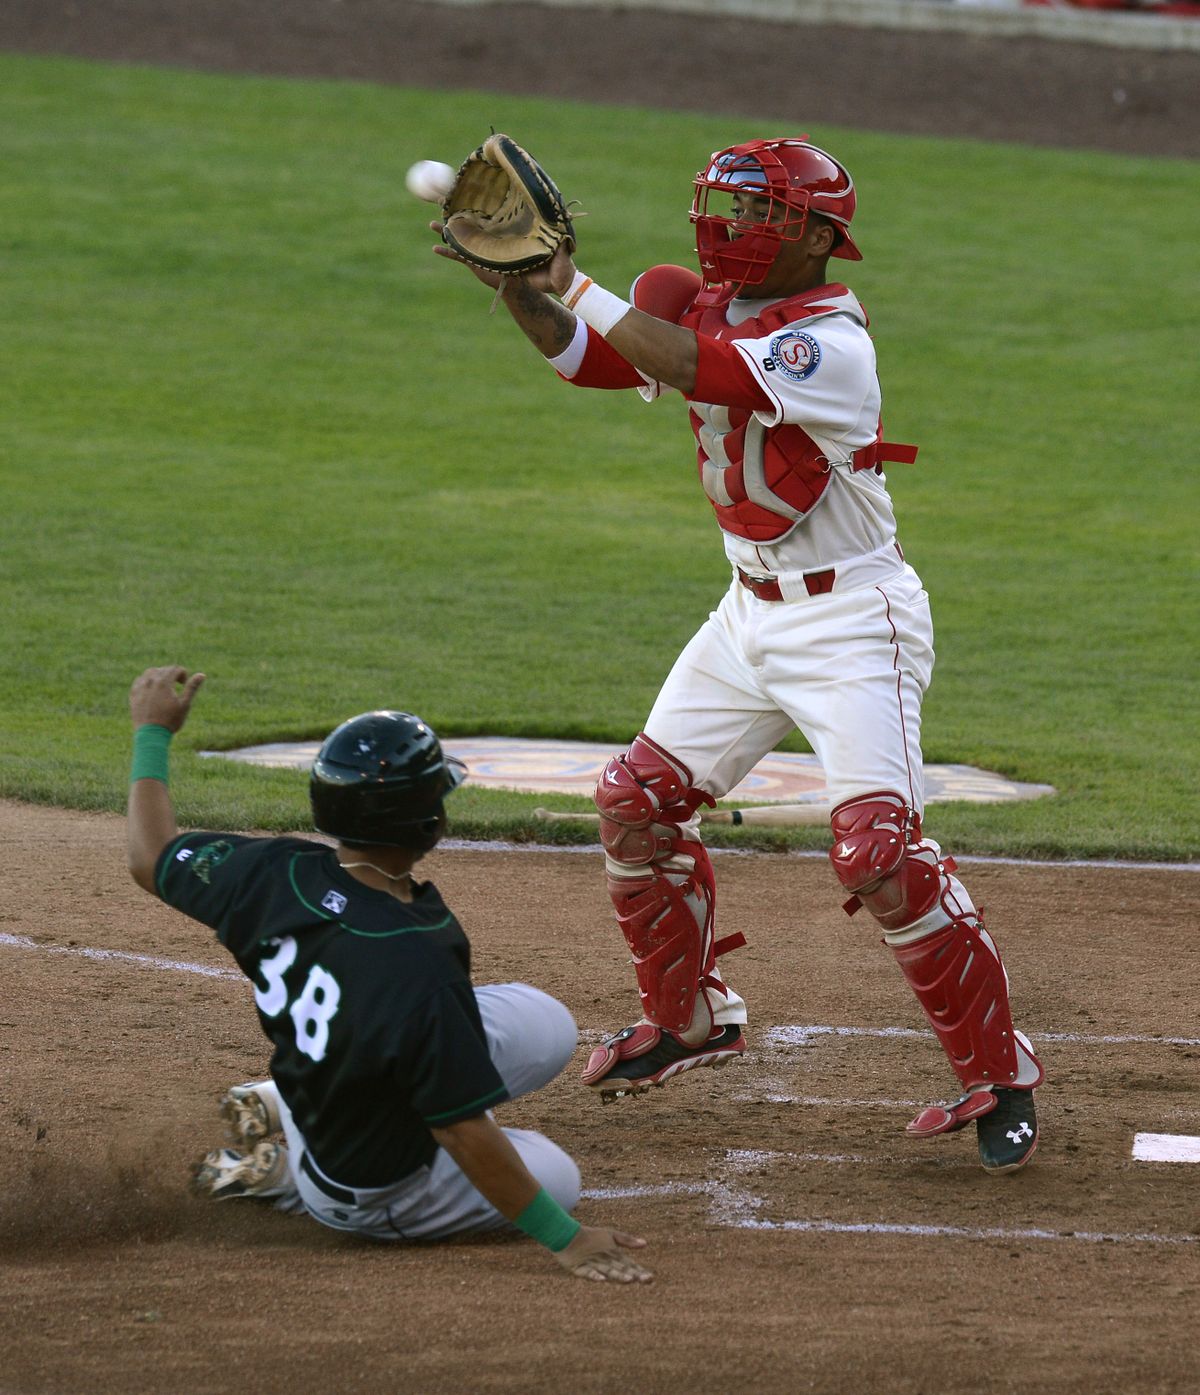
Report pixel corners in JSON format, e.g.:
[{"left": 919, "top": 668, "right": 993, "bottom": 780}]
[
  {"left": 287, "top": 853, "right": 454, "bottom": 937},
  {"left": 423, "top": 1085, "right": 508, "bottom": 1125}
]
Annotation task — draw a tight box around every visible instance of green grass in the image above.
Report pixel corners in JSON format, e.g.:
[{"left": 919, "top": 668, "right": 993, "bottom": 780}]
[{"left": 1, "top": 54, "right": 1197, "bottom": 858}]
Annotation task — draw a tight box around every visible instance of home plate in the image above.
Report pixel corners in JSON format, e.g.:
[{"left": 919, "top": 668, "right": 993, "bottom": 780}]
[
  {"left": 1132, "top": 1133, "right": 1200, "bottom": 1163},
  {"left": 202, "top": 736, "right": 1056, "bottom": 806}
]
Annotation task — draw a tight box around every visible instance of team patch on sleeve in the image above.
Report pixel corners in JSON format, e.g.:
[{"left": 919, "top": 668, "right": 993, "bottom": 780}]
[
  {"left": 763, "top": 330, "right": 821, "bottom": 382},
  {"left": 186, "top": 839, "right": 235, "bottom": 884}
]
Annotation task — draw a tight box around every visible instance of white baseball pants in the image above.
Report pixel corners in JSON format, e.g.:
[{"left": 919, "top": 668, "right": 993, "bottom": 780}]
[
  {"left": 646, "top": 562, "right": 935, "bottom": 811},
  {"left": 639, "top": 562, "right": 936, "bottom": 1031}
]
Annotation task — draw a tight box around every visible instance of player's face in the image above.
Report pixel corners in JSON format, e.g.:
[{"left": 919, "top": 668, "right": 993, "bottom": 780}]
[
  {"left": 727, "top": 191, "right": 829, "bottom": 296},
  {"left": 728, "top": 190, "right": 804, "bottom": 237}
]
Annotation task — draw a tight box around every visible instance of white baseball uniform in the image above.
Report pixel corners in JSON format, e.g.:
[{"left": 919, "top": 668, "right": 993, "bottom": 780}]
[
  {"left": 553, "top": 150, "right": 1041, "bottom": 1169},
  {"left": 552, "top": 271, "right": 1035, "bottom": 1078}
]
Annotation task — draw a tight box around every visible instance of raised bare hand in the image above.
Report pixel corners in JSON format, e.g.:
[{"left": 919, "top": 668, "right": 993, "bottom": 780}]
[{"left": 129, "top": 666, "right": 206, "bottom": 733}]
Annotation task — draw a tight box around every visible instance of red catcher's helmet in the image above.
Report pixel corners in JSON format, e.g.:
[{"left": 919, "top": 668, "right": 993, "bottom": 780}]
[{"left": 690, "top": 137, "right": 861, "bottom": 302}]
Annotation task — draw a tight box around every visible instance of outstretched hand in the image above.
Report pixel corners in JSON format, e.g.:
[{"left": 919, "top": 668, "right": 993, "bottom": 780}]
[
  {"left": 129, "top": 666, "right": 205, "bottom": 733},
  {"left": 553, "top": 1225, "right": 653, "bottom": 1283},
  {"left": 431, "top": 222, "right": 576, "bottom": 297}
]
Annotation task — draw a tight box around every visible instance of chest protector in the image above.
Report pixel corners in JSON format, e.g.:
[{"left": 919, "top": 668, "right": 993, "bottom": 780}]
[{"left": 633, "top": 266, "right": 917, "bottom": 544}]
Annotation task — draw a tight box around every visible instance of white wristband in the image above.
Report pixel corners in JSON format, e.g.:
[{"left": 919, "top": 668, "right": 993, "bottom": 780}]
[
  {"left": 561, "top": 269, "right": 632, "bottom": 338},
  {"left": 547, "top": 317, "right": 589, "bottom": 378}
]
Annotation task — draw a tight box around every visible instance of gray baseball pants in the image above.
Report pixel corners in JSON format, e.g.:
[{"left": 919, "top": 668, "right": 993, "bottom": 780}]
[{"left": 272, "top": 982, "right": 582, "bottom": 1241}]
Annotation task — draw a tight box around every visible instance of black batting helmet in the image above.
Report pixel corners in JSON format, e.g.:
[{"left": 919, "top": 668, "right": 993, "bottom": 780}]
[{"left": 309, "top": 711, "right": 466, "bottom": 850}]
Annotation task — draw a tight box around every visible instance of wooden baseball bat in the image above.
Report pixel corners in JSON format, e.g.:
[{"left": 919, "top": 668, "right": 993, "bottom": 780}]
[{"left": 533, "top": 804, "right": 830, "bottom": 827}]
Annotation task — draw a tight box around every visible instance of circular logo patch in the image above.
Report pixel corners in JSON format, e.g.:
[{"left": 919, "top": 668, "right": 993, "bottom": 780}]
[{"left": 769, "top": 331, "right": 821, "bottom": 382}]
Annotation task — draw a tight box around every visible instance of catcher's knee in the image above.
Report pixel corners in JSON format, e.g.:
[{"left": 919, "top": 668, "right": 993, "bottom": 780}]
[
  {"left": 828, "top": 791, "right": 944, "bottom": 933},
  {"left": 594, "top": 733, "right": 711, "bottom": 866}
]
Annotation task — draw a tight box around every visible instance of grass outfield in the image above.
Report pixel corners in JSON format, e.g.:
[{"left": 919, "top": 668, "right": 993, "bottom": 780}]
[{"left": 1, "top": 54, "right": 1196, "bottom": 859}]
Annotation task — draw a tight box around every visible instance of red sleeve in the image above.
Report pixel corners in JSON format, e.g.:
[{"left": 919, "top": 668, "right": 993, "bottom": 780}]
[
  {"left": 557, "top": 326, "right": 645, "bottom": 390},
  {"left": 686, "top": 335, "right": 774, "bottom": 412}
]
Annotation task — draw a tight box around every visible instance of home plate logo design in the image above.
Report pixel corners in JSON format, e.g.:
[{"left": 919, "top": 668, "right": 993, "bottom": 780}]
[{"left": 203, "top": 736, "right": 1055, "bottom": 806}]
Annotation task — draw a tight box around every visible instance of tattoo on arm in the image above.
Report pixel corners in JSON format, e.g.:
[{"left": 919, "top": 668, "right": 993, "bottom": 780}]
[{"left": 509, "top": 283, "right": 576, "bottom": 357}]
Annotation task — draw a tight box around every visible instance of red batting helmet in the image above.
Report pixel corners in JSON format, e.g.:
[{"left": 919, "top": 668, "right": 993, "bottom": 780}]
[{"left": 690, "top": 137, "right": 861, "bottom": 301}]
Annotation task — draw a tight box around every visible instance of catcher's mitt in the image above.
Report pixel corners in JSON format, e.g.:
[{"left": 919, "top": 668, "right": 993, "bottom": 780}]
[{"left": 441, "top": 134, "right": 575, "bottom": 274}]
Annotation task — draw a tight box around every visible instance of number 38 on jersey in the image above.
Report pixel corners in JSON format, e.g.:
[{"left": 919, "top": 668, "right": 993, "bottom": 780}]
[{"left": 253, "top": 936, "right": 342, "bottom": 1063}]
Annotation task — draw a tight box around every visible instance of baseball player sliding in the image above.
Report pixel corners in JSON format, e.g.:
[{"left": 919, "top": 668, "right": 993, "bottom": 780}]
[
  {"left": 126, "top": 666, "right": 651, "bottom": 1281},
  {"left": 435, "top": 135, "right": 1044, "bottom": 1173}
]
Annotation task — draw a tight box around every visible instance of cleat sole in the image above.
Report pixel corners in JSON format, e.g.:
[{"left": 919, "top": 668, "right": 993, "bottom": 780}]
[
  {"left": 981, "top": 1136, "right": 1040, "bottom": 1176},
  {"left": 591, "top": 1049, "right": 742, "bottom": 1101}
]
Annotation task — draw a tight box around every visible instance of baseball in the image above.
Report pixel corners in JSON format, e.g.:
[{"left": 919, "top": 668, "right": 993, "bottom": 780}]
[{"left": 405, "top": 159, "right": 456, "bottom": 203}]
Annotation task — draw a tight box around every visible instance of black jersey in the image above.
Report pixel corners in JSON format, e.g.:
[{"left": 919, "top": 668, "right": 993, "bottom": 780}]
[{"left": 155, "top": 832, "right": 509, "bottom": 1187}]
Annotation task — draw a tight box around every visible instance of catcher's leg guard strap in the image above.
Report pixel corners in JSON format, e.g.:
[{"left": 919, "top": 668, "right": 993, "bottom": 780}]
[
  {"left": 605, "top": 864, "right": 745, "bottom": 1036},
  {"left": 596, "top": 734, "right": 739, "bottom": 1034},
  {"left": 906, "top": 1088, "right": 998, "bottom": 1138}
]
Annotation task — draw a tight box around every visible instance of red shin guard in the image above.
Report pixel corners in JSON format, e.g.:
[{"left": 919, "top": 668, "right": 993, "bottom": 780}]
[
  {"left": 830, "top": 792, "right": 1042, "bottom": 1096},
  {"left": 890, "top": 918, "right": 1022, "bottom": 1091},
  {"left": 596, "top": 734, "right": 741, "bottom": 1033}
]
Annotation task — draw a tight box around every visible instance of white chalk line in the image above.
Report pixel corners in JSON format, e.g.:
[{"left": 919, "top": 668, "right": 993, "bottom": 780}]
[
  {"left": 440, "top": 839, "right": 1200, "bottom": 874},
  {"left": 590, "top": 1150, "right": 975, "bottom": 1171},
  {"left": 581, "top": 1192, "right": 1198, "bottom": 1247},
  {"left": 582, "top": 1148, "right": 1199, "bottom": 1248},
  {"left": 0, "top": 932, "right": 240, "bottom": 981},
  {"left": 746, "top": 1094, "right": 926, "bottom": 1109},
  {"left": 579, "top": 1023, "right": 1200, "bottom": 1051},
  {"left": 763, "top": 1024, "right": 1200, "bottom": 1049},
  {"left": 4, "top": 934, "right": 1196, "bottom": 1050},
  {"left": 744, "top": 1094, "right": 1200, "bottom": 1119},
  {"left": 743, "top": 1025, "right": 1200, "bottom": 1106}
]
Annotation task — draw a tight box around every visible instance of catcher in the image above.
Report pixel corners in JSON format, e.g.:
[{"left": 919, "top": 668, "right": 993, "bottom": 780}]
[
  {"left": 126, "top": 665, "right": 651, "bottom": 1282},
  {"left": 433, "top": 134, "right": 1044, "bottom": 1175}
]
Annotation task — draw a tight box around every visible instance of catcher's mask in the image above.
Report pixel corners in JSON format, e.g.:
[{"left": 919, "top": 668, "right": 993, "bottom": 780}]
[
  {"left": 309, "top": 711, "right": 466, "bottom": 852},
  {"left": 690, "top": 137, "right": 861, "bottom": 303}
]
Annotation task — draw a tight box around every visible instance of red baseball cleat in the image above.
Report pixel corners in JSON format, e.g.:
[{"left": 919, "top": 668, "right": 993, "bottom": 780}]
[{"left": 581, "top": 1022, "right": 745, "bottom": 1101}]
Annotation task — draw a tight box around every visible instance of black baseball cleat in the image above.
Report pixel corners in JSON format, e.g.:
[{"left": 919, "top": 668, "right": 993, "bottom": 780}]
[
  {"left": 976, "top": 1086, "right": 1039, "bottom": 1175},
  {"left": 580, "top": 1022, "right": 745, "bottom": 1101}
]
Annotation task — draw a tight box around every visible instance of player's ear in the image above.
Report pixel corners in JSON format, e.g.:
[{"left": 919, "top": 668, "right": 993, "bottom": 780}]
[{"left": 806, "top": 215, "right": 836, "bottom": 258}]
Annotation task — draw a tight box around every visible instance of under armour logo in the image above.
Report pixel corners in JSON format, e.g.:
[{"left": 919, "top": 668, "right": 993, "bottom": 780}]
[
  {"left": 321, "top": 889, "right": 347, "bottom": 915},
  {"left": 1006, "top": 1122, "right": 1033, "bottom": 1143}
]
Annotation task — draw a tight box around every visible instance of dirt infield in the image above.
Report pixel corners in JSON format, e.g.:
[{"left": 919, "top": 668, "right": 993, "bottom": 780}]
[
  {"left": 2, "top": 801, "right": 1198, "bottom": 1394},
  {"left": 2, "top": 10, "right": 1198, "bottom": 1394}
]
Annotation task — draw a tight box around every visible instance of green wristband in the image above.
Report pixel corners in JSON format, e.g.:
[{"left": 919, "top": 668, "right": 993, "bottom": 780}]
[
  {"left": 131, "top": 724, "right": 173, "bottom": 784},
  {"left": 512, "top": 1187, "right": 581, "bottom": 1253}
]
